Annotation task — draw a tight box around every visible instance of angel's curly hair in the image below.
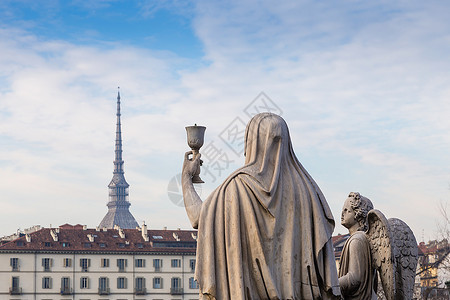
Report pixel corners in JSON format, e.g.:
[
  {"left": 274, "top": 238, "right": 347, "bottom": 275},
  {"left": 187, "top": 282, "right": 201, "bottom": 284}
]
[{"left": 348, "top": 192, "right": 374, "bottom": 231}]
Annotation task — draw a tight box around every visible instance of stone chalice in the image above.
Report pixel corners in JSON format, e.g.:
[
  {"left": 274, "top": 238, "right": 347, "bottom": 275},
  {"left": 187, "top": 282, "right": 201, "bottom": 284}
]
[{"left": 185, "top": 124, "right": 206, "bottom": 183}]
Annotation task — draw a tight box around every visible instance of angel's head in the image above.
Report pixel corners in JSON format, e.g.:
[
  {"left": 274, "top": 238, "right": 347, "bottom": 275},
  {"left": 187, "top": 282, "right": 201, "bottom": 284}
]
[{"left": 341, "top": 192, "right": 374, "bottom": 232}]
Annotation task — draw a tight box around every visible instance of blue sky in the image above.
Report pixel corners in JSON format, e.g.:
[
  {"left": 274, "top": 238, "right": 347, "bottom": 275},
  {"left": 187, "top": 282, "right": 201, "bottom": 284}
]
[
  {"left": 0, "top": 0, "right": 449, "bottom": 242},
  {"left": 0, "top": 1, "right": 202, "bottom": 57}
]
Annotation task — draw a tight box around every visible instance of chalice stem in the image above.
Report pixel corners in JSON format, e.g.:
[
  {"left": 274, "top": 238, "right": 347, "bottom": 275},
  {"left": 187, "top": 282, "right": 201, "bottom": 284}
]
[
  {"left": 191, "top": 149, "right": 204, "bottom": 183},
  {"left": 192, "top": 149, "right": 199, "bottom": 159}
]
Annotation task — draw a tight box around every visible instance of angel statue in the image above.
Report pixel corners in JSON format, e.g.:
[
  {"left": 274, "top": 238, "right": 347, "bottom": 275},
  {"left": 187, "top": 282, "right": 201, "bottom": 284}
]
[{"left": 338, "top": 192, "right": 418, "bottom": 300}]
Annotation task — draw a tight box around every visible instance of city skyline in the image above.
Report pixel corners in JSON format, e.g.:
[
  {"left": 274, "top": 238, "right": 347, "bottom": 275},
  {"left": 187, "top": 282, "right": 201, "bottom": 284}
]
[{"left": 0, "top": 1, "right": 449, "bottom": 241}]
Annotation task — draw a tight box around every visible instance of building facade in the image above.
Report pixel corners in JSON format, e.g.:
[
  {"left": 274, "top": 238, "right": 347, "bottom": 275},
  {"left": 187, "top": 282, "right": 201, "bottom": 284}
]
[
  {"left": 416, "top": 239, "right": 450, "bottom": 299},
  {"left": 0, "top": 224, "right": 199, "bottom": 300}
]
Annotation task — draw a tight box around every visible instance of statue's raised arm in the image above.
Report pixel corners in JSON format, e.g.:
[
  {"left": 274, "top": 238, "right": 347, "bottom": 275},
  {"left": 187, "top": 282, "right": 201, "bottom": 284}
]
[{"left": 181, "top": 150, "right": 203, "bottom": 228}]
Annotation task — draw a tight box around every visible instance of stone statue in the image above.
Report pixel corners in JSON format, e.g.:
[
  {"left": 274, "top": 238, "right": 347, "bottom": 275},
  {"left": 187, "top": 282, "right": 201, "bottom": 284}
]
[
  {"left": 182, "top": 113, "right": 341, "bottom": 300},
  {"left": 339, "top": 192, "right": 377, "bottom": 300},
  {"left": 338, "top": 192, "right": 418, "bottom": 300}
]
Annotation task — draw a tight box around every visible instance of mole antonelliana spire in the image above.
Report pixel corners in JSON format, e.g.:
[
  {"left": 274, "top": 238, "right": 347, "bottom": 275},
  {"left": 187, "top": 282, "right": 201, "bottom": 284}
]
[{"left": 99, "top": 88, "right": 139, "bottom": 229}]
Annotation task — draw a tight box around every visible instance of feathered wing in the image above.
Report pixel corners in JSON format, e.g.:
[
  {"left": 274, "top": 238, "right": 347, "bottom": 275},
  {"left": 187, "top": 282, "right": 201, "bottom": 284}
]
[
  {"left": 366, "top": 209, "right": 395, "bottom": 300},
  {"left": 388, "top": 218, "right": 419, "bottom": 300}
]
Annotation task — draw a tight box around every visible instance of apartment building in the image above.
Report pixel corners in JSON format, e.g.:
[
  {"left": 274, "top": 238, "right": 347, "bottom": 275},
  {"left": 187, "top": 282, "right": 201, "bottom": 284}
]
[{"left": 0, "top": 224, "right": 199, "bottom": 300}]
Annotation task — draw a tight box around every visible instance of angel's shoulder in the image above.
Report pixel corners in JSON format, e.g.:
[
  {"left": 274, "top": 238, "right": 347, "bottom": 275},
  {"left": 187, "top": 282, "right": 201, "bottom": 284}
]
[
  {"left": 347, "top": 231, "right": 369, "bottom": 247},
  {"left": 351, "top": 231, "right": 368, "bottom": 241}
]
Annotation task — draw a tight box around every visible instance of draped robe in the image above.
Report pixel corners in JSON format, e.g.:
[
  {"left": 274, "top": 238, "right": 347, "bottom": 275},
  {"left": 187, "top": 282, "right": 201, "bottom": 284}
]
[
  {"left": 338, "top": 232, "right": 377, "bottom": 300},
  {"left": 194, "top": 113, "right": 340, "bottom": 300}
]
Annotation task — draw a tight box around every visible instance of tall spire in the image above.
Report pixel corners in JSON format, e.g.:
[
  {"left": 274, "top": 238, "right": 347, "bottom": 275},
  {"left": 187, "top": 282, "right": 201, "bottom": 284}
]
[
  {"left": 99, "top": 88, "right": 139, "bottom": 229},
  {"left": 114, "top": 88, "right": 124, "bottom": 175}
]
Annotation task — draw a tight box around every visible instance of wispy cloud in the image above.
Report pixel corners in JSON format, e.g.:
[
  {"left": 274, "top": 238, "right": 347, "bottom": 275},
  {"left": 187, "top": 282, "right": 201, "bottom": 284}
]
[
  {"left": 138, "top": 0, "right": 195, "bottom": 18},
  {"left": 0, "top": 1, "right": 449, "bottom": 240}
]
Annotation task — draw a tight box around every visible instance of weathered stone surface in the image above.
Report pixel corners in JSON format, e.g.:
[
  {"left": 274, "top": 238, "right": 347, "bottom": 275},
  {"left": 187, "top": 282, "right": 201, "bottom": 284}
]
[
  {"left": 339, "top": 192, "right": 377, "bottom": 300},
  {"left": 182, "top": 113, "right": 340, "bottom": 300},
  {"left": 338, "top": 192, "right": 418, "bottom": 300}
]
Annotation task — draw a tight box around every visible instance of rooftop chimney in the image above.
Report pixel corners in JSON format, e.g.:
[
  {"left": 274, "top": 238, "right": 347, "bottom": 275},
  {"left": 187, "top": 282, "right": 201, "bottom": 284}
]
[
  {"left": 87, "top": 234, "right": 95, "bottom": 242},
  {"left": 142, "top": 223, "right": 149, "bottom": 242},
  {"left": 50, "top": 230, "right": 58, "bottom": 242}
]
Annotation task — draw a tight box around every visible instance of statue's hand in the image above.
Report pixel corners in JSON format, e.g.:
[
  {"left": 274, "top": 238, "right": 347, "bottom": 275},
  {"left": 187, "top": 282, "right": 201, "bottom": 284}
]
[{"left": 182, "top": 151, "right": 201, "bottom": 179}]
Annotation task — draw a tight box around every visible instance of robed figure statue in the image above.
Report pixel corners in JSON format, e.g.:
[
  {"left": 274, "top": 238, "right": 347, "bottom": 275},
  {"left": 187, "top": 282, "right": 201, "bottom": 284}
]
[{"left": 182, "top": 113, "right": 341, "bottom": 300}]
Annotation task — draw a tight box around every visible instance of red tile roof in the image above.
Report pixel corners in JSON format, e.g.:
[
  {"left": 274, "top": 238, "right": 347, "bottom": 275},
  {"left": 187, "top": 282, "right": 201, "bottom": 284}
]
[
  {"left": 0, "top": 225, "right": 197, "bottom": 254},
  {"left": 332, "top": 234, "right": 349, "bottom": 245},
  {"left": 419, "top": 242, "right": 438, "bottom": 255}
]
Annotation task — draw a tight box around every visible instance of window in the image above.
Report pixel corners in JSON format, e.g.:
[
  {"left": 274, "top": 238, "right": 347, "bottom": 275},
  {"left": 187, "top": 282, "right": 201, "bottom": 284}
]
[
  {"left": 153, "top": 258, "right": 162, "bottom": 271},
  {"left": 99, "top": 277, "right": 108, "bottom": 287},
  {"left": 16, "top": 241, "right": 24, "bottom": 246},
  {"left": 136, "top": 243, "right": 143, "bottom": 248},
  {"left": 99, "top": 277, "right": 109, "bottom": 293},
  {"left": 42, "top": 258, "right": 52, "bottom": 271},
  {"left": 44, "top": 242, "right": 51, "bottom": 247},
  {"left": 83, "top": 242, "right": 91, "bottom": 248},
  {"left": 11, "top": 276, "right": 19, "bottom": 289},
  {"left": 42, "top": 277, "right": 52, "bottom": 289},
  {"left": 99, "top": 242, "right": 106, "bottom": 248},
  {"left": 189, "top": 277, "right": 199, "bottom": 289},
  {"left": 80, "top": 277, "right": 89, "bottom": 289},
  {"left": 61, "top": 277, "right": 70, "bottom": 294},
  {"left": 63, "top": 258, "right": 71, "bottom": 267},
  {"left": 62, "top": 242, "right": 70, "bottom": 247},
  {"left": 10, "top": 258, "right": 19, "bottom": 271},
  {"left": 136, "top": 277, "right": 146, "bottom": 289},
  {"left": 172, "top": 277, "right": 181, "bottom": 288},
  {"left": 153, "top": 277, "right": 163, "bottom": 289},
  {"left": 189, "top": 259, "right": 196, "bottom": 272},
  {"left": 117, "top": 277, "right": 127, "bottom": 289},
  {"left": 80, "top": 258, "right": 90, "bottom": 271},
  {"left": 117, "top": 259, "right": 127, "bottom": 272},
  {"left": 171, "top": 259, "right": 181, "bottom": 268},
  {"left": 135, "top": 258, "right": 145, "bottom": 268},
  {"left": 171, "top": 277, "right": 182, "bottom": 293},
  {"left": 101, "top": 258, "right": 109, "bottom": 267}
]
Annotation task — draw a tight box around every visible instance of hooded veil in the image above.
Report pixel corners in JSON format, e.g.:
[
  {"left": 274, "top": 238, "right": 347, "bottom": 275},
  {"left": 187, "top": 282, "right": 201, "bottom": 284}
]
[{"left": 195, "top": 113, "right": 340, "bottom": 299}]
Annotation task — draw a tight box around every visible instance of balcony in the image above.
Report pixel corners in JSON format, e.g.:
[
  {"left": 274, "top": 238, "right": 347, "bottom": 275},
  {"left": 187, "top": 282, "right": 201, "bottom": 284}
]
[
  {"left": 98, "top": 287, "right": 110, "bottom": 295},
  {"left": 9, "top": 287, "right": 22, "bottom": 295},
  {"left": 135, "top": 287, "right": 147, "bottom": 295},
  {"left": 60, "top": 287, "right": 72, "bottom": 295},
  {"left": 170, "top": 287, "right": 184, "bottom": 295}
]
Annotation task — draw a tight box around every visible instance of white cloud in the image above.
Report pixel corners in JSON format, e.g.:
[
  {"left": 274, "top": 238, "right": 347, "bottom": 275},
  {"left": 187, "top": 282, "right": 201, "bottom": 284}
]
[{"left": 0, "top": 1, "right": 449, "bottom": 241}]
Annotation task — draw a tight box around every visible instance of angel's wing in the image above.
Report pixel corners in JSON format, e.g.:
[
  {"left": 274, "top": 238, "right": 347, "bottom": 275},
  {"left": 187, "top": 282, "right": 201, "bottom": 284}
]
[
  {"left": 388, "top": 218, "right": 419, "bottom": 300},
  {"left": 366, "top": 209, "right": 395, "bottom": 300}
]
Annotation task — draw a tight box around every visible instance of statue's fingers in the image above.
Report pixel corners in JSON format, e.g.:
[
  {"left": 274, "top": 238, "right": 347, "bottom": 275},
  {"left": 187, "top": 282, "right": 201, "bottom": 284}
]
[{"left": 185, "top": 151, "right": 193, "bottom": 161}]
